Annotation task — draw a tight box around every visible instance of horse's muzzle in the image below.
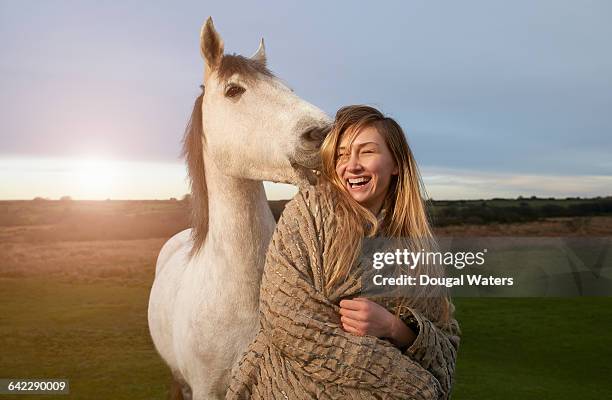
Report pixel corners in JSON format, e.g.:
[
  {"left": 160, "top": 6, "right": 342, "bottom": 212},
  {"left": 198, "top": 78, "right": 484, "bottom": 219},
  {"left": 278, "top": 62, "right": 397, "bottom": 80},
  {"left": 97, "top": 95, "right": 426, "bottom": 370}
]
[{"left": 293, "top": 123, "right": 331, "bottom": 170}]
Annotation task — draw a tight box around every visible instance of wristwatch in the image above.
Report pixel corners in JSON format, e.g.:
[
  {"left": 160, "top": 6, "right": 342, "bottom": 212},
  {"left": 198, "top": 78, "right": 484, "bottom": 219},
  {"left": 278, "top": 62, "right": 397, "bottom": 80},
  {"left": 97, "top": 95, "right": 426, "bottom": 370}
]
[{"left": 400, "top": 312, "right": 420, "bottom": 335}]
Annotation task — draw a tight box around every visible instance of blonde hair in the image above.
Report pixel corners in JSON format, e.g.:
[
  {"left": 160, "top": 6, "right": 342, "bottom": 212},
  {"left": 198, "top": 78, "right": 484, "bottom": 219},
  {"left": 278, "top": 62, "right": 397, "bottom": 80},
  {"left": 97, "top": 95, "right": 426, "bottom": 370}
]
[{"left": 320, "top": 105, "right": 451, "bottom": 324}]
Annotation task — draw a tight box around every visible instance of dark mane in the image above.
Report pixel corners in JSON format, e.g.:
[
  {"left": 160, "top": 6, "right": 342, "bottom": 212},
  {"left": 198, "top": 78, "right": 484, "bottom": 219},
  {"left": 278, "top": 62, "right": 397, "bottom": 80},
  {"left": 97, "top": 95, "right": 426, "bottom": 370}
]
[
  {"left": 181, "top": 90, "right": 208, "bottom": 258},
  {"left": 217, "top": 54, "right": 274, "bottom": 82}
]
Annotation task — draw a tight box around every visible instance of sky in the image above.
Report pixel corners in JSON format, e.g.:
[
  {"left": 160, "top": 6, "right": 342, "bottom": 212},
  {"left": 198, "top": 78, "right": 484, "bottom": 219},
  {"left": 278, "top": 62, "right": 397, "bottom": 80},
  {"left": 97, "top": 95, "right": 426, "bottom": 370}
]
[{"left": 1, "top": 0, "right": 611, "bottom": 200}]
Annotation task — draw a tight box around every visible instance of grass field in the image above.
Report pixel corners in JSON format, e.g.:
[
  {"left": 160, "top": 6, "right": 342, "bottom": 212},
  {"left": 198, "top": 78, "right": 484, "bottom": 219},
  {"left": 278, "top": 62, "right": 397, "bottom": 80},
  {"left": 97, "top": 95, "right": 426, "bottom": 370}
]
[
  {"left": 0, "top": 278, "right": 171, "bottom": 400},
  {"left": 452, "top": 297, "right": 612, "bottom": 399},
  {"left": 0, "top": 200, "right": 610, "bottom": 399},
  {"left": 2, "top": 278, "right": 610, "bottom": 399}
]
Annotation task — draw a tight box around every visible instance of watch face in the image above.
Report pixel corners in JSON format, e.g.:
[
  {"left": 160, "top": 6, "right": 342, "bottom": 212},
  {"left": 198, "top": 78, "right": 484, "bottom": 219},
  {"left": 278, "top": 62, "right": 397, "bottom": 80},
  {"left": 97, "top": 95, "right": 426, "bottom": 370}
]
[{"left": 403, "top": 315, "right": 420, "bottom": 334}]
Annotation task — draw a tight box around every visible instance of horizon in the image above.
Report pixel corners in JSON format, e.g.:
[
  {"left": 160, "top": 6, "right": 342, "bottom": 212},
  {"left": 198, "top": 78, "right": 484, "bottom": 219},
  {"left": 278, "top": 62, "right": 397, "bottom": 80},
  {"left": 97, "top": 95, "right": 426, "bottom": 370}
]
[
  {"left": 1, "top": 155, "right": 611, "bottom": 201},
  {"left": 4, "top": 194, "right": 610, "bottom": 202}
]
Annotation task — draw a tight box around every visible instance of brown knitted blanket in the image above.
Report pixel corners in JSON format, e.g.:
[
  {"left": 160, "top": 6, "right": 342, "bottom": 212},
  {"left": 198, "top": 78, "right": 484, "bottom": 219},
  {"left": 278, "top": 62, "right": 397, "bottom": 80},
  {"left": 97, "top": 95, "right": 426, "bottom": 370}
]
[{"left": 226, "top": 186, "right": 460, "bottom": 400}]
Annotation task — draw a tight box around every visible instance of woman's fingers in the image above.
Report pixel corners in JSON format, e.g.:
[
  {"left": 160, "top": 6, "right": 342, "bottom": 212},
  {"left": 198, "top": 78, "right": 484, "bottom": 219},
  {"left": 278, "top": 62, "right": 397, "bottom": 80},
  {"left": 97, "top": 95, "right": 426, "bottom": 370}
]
[
  {"left": 338, "top": 307, "right": 366, "bottom": 321},
  {"left": 341, "top": 315, "right": 360, "bottom": 327},
  {"left": 339, "top": 298, "right": 378, "bottom": 323},
  {"left": 341, "top": 316, "right": 367, "bottom": 331},
  {"left": 339, "top": 299, "right": 363, "bottom": 310},
  {"left": 341, "top": 318, "right": 365, "bottom": 336},
  {"left": 343, "top": 324, "right": 362, "bottom": 336},
  {"left": 339, "top": 298, "right": 396, "bottom": 338}
]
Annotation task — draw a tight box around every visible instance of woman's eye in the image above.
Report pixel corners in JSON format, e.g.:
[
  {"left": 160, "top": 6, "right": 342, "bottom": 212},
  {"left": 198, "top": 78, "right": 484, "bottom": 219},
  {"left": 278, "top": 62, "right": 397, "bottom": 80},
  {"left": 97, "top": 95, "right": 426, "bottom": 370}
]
[{"left": 225, "top": 84, "right": 246, "bottom": 98}]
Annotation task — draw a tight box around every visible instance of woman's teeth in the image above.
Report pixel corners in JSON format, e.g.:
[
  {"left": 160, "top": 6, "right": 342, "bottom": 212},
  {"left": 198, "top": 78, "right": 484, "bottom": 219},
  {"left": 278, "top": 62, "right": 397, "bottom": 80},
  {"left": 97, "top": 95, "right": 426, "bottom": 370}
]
[{"left": 348, "top": 177, "right": 371, "bottom": 188}]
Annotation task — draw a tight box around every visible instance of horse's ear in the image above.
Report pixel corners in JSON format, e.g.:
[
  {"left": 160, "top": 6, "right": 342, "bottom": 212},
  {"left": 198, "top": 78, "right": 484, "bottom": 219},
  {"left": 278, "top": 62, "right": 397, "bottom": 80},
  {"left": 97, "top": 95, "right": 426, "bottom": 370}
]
[
  {"left": 250, "top": 38, "right": 266, "bottom": 66},
  {"left": 200, "top": 17, "right": 224, "bottom": 78}
]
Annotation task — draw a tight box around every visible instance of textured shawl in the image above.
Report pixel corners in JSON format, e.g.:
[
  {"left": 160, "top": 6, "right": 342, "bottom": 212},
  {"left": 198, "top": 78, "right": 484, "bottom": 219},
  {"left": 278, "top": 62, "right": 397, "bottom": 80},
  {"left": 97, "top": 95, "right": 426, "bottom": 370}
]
[{"left": 226, "top": 186, "right": 460, "bottom": 400}]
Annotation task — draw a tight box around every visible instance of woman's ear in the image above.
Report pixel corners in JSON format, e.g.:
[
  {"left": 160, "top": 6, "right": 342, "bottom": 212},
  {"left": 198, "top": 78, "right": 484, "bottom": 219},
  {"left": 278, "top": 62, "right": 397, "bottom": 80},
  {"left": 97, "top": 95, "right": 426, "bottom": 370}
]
[{"left": 392, "top": 163, "right": 399, "bottom": 176}]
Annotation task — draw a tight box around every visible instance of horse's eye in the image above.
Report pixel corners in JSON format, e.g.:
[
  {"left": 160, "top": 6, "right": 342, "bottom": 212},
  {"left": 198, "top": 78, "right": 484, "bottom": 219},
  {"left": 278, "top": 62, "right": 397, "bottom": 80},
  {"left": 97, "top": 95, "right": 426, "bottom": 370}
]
[{"left": 225, "top": 84, "right": 246, "bottom": 98}]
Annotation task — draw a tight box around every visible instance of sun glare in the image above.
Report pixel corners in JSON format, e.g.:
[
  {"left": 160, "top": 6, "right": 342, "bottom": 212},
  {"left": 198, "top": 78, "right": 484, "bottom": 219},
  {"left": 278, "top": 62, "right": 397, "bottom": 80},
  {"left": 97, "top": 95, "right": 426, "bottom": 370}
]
[{"left": 73, "top": 157, "right": 120, "bottom": 199}]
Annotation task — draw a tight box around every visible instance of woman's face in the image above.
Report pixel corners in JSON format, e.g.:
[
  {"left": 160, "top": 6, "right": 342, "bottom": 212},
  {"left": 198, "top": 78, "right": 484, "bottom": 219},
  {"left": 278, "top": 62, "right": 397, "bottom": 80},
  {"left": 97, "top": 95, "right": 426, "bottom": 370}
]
[{"left": 335, "top": 125, "right": 398, "bottom": 214}]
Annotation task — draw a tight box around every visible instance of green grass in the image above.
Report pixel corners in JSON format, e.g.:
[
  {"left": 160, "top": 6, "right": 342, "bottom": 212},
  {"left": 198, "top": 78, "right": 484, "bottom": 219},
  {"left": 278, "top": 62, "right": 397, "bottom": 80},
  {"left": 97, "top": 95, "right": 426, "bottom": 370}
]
[
  {"left": 452, "top": 297, "right": 612, "bottom": 399},
  {"left": 0, "top": 278, "right": 172, "bottom": 400},
  {"left": 0, "top": 278, "right": 611, "bottom": 399}
]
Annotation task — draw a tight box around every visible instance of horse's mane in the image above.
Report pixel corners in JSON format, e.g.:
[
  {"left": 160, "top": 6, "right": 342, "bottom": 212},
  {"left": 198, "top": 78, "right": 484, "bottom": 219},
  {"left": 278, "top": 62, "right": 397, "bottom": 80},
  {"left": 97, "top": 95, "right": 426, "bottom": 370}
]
[
  {"left": 217, "top": 54, "right": 273, "bottom": 82},
  {"left": 181, "top": 88, "right": 208, "bottom": 258}
]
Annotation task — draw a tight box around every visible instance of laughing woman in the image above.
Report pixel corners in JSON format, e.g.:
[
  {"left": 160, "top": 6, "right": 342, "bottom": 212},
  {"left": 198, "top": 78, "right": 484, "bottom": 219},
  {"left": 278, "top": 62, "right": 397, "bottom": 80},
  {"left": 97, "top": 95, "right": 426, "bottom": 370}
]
[{"left": 226, "top": 105, "right": 460, "bottom": 400}]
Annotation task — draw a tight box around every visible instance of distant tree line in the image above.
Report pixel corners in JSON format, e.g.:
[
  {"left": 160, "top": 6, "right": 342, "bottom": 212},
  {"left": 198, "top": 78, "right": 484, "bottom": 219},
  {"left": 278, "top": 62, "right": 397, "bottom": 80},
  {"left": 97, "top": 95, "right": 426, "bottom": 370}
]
[
  {"left": 14, "top": 195, "right": 612, "bottom": 228},
  {"left": 267, "top": 196, "right": 612, "bottom": 225},
  {"left": 427, "top": 197, "right": 612, "bottom": 226}
]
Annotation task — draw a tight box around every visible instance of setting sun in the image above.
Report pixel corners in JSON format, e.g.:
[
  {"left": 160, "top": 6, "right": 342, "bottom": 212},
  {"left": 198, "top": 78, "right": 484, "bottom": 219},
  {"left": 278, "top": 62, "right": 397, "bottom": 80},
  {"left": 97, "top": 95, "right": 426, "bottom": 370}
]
[{"left": 74, "top": 157, "right": 119, "bottom": 199}]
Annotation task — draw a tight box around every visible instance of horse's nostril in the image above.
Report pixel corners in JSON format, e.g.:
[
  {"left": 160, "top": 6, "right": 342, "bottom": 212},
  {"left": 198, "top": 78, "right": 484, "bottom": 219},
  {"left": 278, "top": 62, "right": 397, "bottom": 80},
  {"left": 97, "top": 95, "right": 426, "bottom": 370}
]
[{"left": 301, "top": 125, "right": 331, "bottom": 146}]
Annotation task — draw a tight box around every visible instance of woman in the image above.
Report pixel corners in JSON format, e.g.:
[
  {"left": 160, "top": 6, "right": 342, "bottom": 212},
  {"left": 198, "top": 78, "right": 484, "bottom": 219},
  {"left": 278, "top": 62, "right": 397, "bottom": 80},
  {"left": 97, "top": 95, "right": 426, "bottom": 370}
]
[{"left": 226, "top": 105, "right": 460, "bottom": 400}]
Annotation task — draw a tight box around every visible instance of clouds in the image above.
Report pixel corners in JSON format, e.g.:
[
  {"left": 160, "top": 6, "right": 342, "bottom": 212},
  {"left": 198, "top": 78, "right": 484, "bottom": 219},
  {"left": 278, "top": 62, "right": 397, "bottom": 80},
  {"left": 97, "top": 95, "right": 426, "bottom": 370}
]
[
  {"left": 422, "top": 166, "right": 612, "bottom": 200},
  {"left": 0, "top": 0, "right": 610, "bottom": 199}
]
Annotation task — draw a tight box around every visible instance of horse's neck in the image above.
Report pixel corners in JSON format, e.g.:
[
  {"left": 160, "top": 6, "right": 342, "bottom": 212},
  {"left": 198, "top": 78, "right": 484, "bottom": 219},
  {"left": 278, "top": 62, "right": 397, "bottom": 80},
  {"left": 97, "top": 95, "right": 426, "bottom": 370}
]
[{"left": 203, "top": 157, "right": 275, "bottom": 272}]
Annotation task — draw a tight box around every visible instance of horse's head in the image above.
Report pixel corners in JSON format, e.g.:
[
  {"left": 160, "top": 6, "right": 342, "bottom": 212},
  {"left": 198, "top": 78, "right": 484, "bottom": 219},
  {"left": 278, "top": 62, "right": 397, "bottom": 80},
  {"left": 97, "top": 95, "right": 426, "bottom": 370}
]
[
  {"left": 197, "top": 17, "right": 330, "bottom": 185},
  {"left": 182, "top": 18, "right": 331, "bottom": 254}
]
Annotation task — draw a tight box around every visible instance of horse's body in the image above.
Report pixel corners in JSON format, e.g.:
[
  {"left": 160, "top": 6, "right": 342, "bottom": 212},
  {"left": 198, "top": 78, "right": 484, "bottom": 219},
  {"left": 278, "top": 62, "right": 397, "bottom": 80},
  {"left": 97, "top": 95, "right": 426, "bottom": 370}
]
[{"left": 147, "top": 18, "right": 330, "bottom": 399}]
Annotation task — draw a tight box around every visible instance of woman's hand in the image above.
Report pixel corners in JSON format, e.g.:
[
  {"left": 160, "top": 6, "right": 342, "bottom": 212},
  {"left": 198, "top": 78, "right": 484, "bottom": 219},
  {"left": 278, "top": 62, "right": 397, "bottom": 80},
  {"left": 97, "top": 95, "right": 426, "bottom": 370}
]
[
  {"left": 338, "top": 297, "right": 395, "bottom": 338},
  {"left": 339, "top": 297, "right": 417, "bottom": 348}
]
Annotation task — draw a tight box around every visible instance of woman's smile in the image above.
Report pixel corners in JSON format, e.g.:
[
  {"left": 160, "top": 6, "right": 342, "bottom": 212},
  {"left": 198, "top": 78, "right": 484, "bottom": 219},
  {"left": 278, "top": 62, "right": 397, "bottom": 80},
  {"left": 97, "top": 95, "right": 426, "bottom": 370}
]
[{"left": 346, "top": 175, "right": 372, "bottom": 191}]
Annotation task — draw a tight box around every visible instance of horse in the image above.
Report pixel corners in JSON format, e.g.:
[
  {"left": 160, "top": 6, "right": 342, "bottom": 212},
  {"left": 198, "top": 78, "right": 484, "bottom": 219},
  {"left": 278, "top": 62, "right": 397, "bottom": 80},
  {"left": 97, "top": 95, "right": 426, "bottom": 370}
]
[{"left": 147, "top": 18, "right": 331, "bottom": 400}]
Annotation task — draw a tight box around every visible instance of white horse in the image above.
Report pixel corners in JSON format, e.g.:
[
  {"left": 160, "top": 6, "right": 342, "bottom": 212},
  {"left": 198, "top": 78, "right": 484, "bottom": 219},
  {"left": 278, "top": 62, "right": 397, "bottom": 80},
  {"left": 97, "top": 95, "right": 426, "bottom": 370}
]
[{"left": 148, "top": 18, "right": 330, "bottom": 400}]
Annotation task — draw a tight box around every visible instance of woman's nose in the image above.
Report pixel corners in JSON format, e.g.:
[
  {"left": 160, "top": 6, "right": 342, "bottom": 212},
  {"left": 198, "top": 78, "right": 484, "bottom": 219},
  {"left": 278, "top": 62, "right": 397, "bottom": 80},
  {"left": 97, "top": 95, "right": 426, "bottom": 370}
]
[{"left": 346, "top": 153, "right": 363, "bottom": 172}]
